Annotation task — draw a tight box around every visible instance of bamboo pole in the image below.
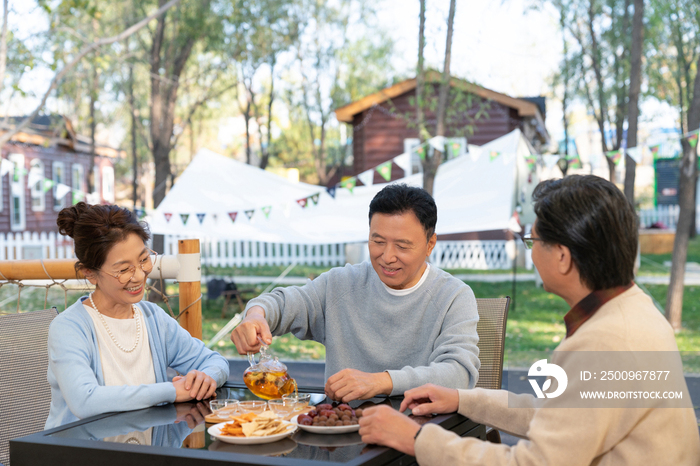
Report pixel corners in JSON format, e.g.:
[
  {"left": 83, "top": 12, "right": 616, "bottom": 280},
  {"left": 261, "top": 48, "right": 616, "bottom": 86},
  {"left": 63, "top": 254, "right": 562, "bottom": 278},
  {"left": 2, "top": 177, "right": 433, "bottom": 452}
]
[
  {"left": 177, "top": 239, "right": 202, "bottom": 339},
  {"left": 0, "top": 259, "right": 83, "bottom": 280}
]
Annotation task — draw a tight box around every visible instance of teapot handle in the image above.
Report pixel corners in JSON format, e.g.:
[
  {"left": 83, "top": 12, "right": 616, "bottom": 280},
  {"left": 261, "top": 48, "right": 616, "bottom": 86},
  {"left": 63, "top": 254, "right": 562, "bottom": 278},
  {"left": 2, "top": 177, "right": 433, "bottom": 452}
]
[
  {"left": 247, "top": 351, "right": 259, "bottom": 367},
  {"left": 247, "top": 337, "right": 269, "bottom": 367}
]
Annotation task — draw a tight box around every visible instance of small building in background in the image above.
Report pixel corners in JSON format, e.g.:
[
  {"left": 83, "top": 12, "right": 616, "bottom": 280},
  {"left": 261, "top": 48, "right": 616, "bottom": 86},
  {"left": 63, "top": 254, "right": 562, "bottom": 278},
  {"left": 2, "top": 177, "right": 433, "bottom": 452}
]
[
  {"left": 0, "top": 115, "right": 120, "bottom": 257},
  {"left": 333, "top": 71, "right": 550, "bottom": 185}
]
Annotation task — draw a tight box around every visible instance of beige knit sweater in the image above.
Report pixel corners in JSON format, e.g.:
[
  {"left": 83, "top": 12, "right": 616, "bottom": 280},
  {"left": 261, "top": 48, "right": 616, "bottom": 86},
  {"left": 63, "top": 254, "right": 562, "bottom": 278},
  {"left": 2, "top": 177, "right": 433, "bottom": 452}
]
[{"left": 415, "top": 285, "right": 700, "bottom": 465}]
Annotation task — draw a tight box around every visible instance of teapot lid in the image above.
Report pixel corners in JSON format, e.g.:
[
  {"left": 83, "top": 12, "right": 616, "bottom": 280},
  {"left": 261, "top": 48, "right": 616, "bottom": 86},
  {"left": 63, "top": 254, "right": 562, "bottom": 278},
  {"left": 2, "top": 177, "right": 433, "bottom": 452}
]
[{"left": 248, "top": 344, "right": 288, "bottom": 372}]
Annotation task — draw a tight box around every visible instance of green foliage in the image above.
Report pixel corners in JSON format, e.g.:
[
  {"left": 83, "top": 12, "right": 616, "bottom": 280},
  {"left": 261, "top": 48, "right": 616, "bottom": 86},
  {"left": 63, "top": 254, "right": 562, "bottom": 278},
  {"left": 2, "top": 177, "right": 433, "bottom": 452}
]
[{"left": 645, "top": 0, "right": 700, "bottom": 133}]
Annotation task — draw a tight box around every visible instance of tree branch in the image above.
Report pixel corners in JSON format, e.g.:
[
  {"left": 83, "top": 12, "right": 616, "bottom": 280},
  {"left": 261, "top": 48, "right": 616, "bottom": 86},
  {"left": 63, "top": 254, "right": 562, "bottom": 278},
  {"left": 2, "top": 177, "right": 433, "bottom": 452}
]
[{"left": 0, "top": 0, "right": 183, "bottom": 148}]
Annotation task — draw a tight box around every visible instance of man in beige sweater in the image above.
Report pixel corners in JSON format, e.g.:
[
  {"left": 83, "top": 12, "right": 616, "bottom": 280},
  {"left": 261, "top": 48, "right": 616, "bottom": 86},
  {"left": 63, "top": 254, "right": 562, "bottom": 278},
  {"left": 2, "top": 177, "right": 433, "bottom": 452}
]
[{"left": 359, "top": 175, "right": 700, "bottom": 465}]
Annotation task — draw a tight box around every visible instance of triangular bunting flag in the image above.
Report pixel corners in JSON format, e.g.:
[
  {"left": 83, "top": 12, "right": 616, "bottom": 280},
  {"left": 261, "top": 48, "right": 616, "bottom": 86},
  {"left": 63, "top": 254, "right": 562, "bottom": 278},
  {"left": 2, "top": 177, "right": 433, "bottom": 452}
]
[
  {"left": 180, "top": 213, "right": 190, "bottom": 225},
  {"left": 415, "top": 146, "right": 427, "bottom": 161},
  {"left": 27, "top": 170, "right": 43, "bottom": 189},
  {"left": 164, "top": 213, "right": 173, "bottom": 223},
  {"left": 310, "top": 193, "right": 320, "bottom": 205},
  {"left": 326, "top": 186, "right": 337, "bottom": 198},
  {"left": 340, "top": 177, "right": 357, "bottom": 194},
  {"left": 626, "top": 146, "right": 643, "bottom": 164},
  {"left": 543, "top": 155, "right": 560, "bottom": 170},
  {"left": 449, "top": 142, "right": 461, "bottom": 158},
  {"left": 568, "top": 156, "right": 582, "bottom": 169},
  {"left": 55, "top": 183, "right": 71, "bottom": 201},
  {"left": 43, "top": 179, "right": 54, "bottom": 192},
  {"left": 245, "top": 209, "right": 255, "bottom": 220},
  {"left": 524, "top": 156, "right": 536, "bottom": 171},
  {"left": 296, "top": 198, "right": 309, "bottom": 208},
  {"left": 427, "top": 136, "right": 446, "bottom": 151},
  {"left": 357, "top": 169, "right": 374, "bottom": 187},
  {"left": 228, "top": 212, "right": 238, "bottom": 223},
  {"left": 262, "top": 206, "right": 272, "bottom": 218},
  {"left": 606, "top": 150, "right": 623, "bottom": 165},
  {"left": 72, "top": 191, "right": 85, "bottom": 205},
  {"left": 649, "top": 143, "right": 661, "bottom": 157},
  {"left": 393, "top": 152, "right": 411, "bottom": 175},
  {"left": 196, "top": 213, "right": 206, "bottom": 224},
  {"left": 376, "top": 161, "right": 392, "bottom": 181},
  {"left": 0, "top": 159, "right": 13, "bottom": 177},
  {"left": 489, "top": 151, "right": 500, "bottom": 161},
  {"left": 688, "top": 132, "right": 699, "bottom": 148}
]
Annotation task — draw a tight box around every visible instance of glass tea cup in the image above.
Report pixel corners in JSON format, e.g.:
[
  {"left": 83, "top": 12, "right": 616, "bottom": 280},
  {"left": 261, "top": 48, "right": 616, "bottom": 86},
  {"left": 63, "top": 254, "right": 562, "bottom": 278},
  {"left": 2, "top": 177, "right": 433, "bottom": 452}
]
[
  {"left": 267, "top": 398, "right": 296, "bottom": 419},
  {"left": 208, "top": 399, "right": 239, "bottom": 418},
  {"left": 282, "top": 393, "right": 311, "bottom": 412},
  {"left": 238, "top": 400, "right": 268, "bottom": 415}
]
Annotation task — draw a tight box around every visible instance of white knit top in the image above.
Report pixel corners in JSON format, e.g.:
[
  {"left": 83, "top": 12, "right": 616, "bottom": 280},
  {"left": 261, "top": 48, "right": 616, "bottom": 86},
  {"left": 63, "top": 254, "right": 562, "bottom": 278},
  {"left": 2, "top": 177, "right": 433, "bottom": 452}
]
[{"left": 83, "top": 302, "right": 156, "bottom": 387}]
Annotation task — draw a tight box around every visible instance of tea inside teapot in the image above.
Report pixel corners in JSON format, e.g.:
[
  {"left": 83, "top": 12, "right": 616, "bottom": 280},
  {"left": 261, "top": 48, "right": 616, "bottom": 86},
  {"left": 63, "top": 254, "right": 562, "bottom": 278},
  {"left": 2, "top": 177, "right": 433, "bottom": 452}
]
[{"left": 244, "top": 340, "right": 298, "bottom": 400}]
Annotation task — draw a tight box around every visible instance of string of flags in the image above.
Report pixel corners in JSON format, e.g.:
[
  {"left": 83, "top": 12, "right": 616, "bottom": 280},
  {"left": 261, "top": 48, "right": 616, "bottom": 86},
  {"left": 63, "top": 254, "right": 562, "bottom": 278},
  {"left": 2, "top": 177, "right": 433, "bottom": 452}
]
[{"left": 0, "top": 158, "right": 93, "bottom": 204}]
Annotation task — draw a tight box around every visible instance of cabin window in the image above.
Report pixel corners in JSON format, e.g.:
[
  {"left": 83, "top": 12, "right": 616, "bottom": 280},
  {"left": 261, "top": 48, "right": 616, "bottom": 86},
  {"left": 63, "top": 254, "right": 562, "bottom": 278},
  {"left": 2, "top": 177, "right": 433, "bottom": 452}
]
[
  {"left": 71, "top": 163, "right": 84, "bottom": 205},
  {"left": 30, "top": 159, "right": 45, "bottom": 212},
  {"left": 403, "top": 138, "right": 423, "bottom": 174},
  {"left": 53, "top": 161, "right": 65, "bottom": 211},
  {"left": 102, "top": 165, "right": 114, "bottom": 203},
  {"left": 9, "top": 153, "right": 26, "bottom": 231},
  {"left": 92, "top": 164, "right": 100, "bottom": 203}
]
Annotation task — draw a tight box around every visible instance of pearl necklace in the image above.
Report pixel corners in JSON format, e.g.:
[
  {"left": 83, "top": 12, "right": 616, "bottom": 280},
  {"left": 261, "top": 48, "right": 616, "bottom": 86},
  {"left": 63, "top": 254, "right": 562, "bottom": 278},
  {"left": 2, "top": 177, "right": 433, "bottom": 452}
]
[{"left": 89, "top": 293, "right": 141, "bottom": 353}]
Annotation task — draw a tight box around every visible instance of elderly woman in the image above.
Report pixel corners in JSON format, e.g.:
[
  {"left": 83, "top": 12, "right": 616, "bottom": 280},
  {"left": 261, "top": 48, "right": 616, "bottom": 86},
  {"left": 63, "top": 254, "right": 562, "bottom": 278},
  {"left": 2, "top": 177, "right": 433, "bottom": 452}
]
[
  {"left": 358, "top": 175, "right": 700, "bottom": 465},
  {"left": 45, "top": 202, "right": 229, "bottom": 429}
]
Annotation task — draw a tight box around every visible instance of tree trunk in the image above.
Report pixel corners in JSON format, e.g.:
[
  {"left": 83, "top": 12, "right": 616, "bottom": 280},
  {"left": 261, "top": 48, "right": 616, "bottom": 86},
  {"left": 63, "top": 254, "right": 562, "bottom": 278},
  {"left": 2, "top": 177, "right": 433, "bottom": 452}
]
[
  {"left": 421, "top": 0, "right": 455, "bottom": 196},
  {"left": 624, "top": 0, "right": 644, "bottom": 205},
  {"left": 88, "top": 57, "right": 98, "bottom": 194},
  {"left": 666, "top": 53, "right": 700, "bottom": 331},
  {"left": 415, "top": 0, "right": 426, "bottom": 143},
  {"left": 129, "top": 64, "right": 138, "bottom": 211},
  {"left": 0, "top": 0, "right": 8, "bottom": 97}
]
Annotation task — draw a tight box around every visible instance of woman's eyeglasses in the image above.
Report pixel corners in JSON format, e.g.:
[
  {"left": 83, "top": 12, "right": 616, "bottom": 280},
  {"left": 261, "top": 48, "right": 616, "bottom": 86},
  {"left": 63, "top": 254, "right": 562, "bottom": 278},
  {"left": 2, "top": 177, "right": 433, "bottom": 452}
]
[
  {"left": 99, "top": 249, "right": 157, "bottom": 284},
  {"left": 520, "top": 234, "right": 544, "bottom": 250}
]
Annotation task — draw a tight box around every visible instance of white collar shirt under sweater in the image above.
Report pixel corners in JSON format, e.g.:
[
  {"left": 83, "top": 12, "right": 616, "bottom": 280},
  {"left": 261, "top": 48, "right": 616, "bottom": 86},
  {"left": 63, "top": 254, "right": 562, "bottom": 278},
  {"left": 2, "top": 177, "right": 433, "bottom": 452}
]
[
  {"left": 84, "top": 303, "right": 156, "bottom": 387},
  {"left": 244, "top": 261, "right": 479, "bottom": 395}
]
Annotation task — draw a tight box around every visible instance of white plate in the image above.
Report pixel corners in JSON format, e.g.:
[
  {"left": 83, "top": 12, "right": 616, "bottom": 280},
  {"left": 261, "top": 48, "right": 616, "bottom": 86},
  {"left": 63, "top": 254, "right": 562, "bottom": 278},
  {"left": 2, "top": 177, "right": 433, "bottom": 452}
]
[
  {"left": 208, "top": 421, "right": 297, "bottom": 445},
  {"left": 293, "top": 430, "right": 363, "bottom": 447},
  {"left": 290, "top": 415, "right": 361, "bottom": 435},
  {"left": 208, "top": 437, "right": 298, "bottom": 456}
]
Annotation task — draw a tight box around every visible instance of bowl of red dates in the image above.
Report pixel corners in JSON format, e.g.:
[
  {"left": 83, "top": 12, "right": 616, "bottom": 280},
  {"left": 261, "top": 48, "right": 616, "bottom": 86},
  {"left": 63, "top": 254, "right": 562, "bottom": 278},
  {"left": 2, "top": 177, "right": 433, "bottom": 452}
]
[{"left": 291, "top": 403, "right": 363, "bottom": 434}]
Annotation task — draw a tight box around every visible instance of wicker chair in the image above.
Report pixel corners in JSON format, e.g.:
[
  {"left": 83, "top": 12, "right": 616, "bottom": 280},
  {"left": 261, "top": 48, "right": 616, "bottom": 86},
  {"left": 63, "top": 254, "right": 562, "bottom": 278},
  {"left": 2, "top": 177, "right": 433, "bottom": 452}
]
[
  {"left": 0, "top": 308, "right": 58, "bottom": 466},
  {"left": 474, "top": 297, "right": 511, "bottom": 444}
]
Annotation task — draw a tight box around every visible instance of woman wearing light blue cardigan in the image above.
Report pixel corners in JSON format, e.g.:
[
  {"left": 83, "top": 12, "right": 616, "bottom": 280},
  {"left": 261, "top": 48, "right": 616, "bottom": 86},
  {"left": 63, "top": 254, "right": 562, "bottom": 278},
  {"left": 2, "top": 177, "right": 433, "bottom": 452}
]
[{"left": 46, "top": 202, "right": 229, "bottom": 429}]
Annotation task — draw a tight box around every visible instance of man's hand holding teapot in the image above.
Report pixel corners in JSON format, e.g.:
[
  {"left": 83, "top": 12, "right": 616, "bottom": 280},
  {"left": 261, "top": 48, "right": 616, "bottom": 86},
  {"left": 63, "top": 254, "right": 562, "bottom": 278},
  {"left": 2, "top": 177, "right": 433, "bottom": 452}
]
[{"left": 230, "top": 305, "right": 272, "bottom": 354}]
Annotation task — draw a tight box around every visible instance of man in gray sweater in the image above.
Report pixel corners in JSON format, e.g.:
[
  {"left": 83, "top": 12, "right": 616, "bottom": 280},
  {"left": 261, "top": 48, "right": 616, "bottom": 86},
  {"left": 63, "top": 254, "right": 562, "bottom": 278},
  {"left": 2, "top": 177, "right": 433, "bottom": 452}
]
[{"left": 231, "top": 184, "right": 479, "bottom": 402}]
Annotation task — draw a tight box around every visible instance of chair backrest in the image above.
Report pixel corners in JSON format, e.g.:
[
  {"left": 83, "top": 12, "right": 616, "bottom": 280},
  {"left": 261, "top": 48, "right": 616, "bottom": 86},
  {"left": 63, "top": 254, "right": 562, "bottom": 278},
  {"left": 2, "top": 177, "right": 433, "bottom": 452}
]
[
  {"left": 0, "top": 308, "right": 58, "bottom": 466},
  {"left": 475, "top": 297, "right": 511, "bottom": 390}
]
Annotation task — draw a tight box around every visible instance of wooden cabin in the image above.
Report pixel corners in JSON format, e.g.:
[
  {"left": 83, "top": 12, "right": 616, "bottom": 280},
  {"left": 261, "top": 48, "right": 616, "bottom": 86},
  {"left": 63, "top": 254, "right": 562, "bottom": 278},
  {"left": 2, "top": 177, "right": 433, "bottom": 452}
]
[
  {"left": 334, "top": 71, "right": 549, "bottom": 185},
  {"left": 0, "top": 115, "right": 119, "bottom": 234}
]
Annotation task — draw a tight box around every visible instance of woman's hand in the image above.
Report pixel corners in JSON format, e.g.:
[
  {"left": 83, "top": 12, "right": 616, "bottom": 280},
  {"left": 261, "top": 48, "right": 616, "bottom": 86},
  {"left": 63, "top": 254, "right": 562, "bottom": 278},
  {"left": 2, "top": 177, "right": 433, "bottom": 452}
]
[
  {"left": 399, "top": 383, "right": 459, "bottom": 416},
  {"left": 172, "top": 370, "right": 218, "bottom": 402},
  {"left": 359, "top": 405, "right": 421, "bottom": 456}
]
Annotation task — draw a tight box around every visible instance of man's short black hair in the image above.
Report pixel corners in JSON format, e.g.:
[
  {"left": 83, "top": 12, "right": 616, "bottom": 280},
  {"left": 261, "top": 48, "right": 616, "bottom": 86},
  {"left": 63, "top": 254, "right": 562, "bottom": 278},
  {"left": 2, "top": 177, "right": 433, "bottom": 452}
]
[
  {"left": 369, "top": 184, "right": 437, "bottom": 240},
  {"left": 532, "top": 175, "right": 638, "bottom": 290}
]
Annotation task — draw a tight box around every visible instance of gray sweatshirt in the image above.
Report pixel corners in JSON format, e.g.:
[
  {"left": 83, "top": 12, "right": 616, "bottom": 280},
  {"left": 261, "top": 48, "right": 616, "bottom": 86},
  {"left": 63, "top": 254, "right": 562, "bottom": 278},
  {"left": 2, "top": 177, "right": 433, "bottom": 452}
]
[{"left": 245, "top": 261, "right": 479, "bottom": 395}]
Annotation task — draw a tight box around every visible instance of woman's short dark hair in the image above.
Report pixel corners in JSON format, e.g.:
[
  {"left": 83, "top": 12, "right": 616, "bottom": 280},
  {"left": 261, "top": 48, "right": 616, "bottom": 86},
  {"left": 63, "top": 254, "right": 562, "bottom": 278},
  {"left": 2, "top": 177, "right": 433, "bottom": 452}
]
[
  {"left": 532, "top": 175, "right": 638, "bottom": 290},
  {"left": 369, "top": 184, "right": 437, "bottom": 240},
  {"left": 57, "top": 202, "right": 150, "bottom": 273}
]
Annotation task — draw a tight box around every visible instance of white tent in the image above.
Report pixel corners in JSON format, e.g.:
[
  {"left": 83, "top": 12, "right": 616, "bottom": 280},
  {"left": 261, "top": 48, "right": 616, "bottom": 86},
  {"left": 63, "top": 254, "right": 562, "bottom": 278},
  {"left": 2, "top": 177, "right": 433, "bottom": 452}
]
[{"left": 149, "top": 129, "right": 537, "bottom": 243}]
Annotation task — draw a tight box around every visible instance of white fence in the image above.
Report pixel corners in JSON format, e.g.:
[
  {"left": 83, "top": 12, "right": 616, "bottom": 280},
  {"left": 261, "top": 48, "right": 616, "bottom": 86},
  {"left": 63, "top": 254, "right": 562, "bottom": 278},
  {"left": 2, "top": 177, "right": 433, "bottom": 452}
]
[
  {"left": 163, "top": 236, "right": 346, "bottom": 267},
  {"left": 638, "top": 205, "right": 681, "bottom": 230},
  {"left": 431, "top": 240, "right": 511, "bottom": 270},
  {"left": 0, "top": 232, "right": 512, "bottom": 270},
  {"left": 0, "top": 231, "right": 75, "bottom": 261}
]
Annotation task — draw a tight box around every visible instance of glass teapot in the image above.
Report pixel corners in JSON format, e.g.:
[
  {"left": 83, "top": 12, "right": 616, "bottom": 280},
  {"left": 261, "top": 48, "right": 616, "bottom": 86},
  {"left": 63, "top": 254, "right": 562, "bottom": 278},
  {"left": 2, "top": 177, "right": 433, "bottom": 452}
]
[{"left": 244, "top": 338, "right": 298, "bottom": 400}]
